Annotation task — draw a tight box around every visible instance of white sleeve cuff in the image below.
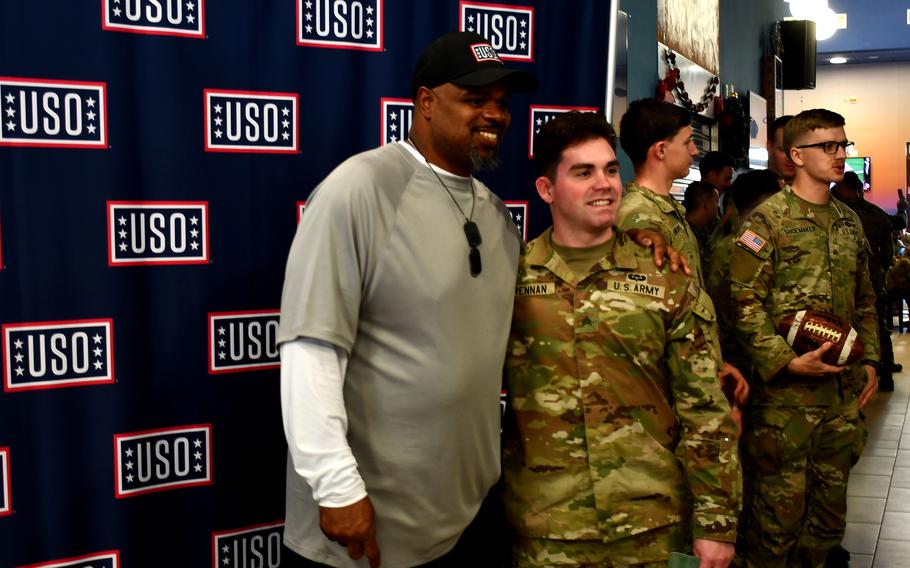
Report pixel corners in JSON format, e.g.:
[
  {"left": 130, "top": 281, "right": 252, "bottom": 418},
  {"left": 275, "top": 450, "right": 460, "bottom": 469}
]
[{"left": 280, "top": 338, "right": 367, "bottom": 507}]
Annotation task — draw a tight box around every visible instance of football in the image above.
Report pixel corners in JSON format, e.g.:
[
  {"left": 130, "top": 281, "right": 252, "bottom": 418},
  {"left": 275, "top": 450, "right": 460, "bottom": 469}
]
[{"left": 776, "top": 310, "right": 864, "bottom": 366}]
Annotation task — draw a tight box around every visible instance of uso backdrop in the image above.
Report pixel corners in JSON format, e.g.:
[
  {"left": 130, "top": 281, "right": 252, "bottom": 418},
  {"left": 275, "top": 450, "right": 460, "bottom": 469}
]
[{"left": 0, "top": 1, "right": 611, "bottom": 565}]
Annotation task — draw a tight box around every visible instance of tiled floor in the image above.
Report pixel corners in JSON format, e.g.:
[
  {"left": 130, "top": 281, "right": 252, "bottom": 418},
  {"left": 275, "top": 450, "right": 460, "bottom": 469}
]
[{"left": 843, "top": 331, "right": 910, "bottom": 567}]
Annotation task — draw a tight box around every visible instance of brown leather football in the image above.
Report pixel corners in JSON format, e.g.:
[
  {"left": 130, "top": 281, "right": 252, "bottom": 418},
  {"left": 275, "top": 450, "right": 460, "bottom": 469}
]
[{"left": 776, "top": 310, "right": 864, "bottom": 366}]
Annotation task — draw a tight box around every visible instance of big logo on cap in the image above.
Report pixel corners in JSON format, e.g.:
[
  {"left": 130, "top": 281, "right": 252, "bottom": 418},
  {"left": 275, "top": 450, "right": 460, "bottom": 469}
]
[
  {"left": 101, "top": 0, "right": 205, "bottom": 38},
  {"left": 204, "top": 89, "right": 298, "bottom": 153},
  {"left": 208, "top": 310, "right": 280, "bottom": 374},
  {"left": 114, "top": 424, "right": 212, "bottom": 497},
  {"left": 460, "top": 2, "right": 534, "bottom": 61},
  {"left": 3, "top": 318, "right": 114, "bottom": 392},
  {"left": 212, "top": 521, "right": 285, "bottom": 568},
  {"left": 296, "top": 0, "right": 382, "bottom": 51},
  {"left": 529, "top": 105, "right": 598, "bottom": 158},
  {"left": 0, "top": 77, "right": 107, "bottom": 148},
  {"left": 469, "top": 43, "right": 501, "bottom": 63},
  {"left": 107, "top": 201, "right": 209, "bottom": 266},
  {"left": 16, "top": 550, "right": 120, "bottom": 568}
]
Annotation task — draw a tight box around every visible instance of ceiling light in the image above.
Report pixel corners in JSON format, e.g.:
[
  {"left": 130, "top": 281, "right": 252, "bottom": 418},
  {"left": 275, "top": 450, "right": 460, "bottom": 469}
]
[
  {"left": 788, "top": 0, "right": 828, "bottom": 20},
  {"left": 814, "top": 8, "right": 839, "bottom": 40},
  {"left": 829, "top": 56, "right": 847, "bottom": 64}
]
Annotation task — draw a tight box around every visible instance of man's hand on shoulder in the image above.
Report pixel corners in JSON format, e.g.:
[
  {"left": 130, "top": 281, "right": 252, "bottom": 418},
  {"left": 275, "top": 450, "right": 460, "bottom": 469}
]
[
  {"left": 785, "top": 342, "right": 846, "bottom": 377},
  {"left": 692, "top": 538, "right": 735, "bottom": 568},
  {"left": 626, "top": 228, "right": 691, "bottom": 275},
  {"left": 319, "top": 496, "right": 381, "bottom": 567}
]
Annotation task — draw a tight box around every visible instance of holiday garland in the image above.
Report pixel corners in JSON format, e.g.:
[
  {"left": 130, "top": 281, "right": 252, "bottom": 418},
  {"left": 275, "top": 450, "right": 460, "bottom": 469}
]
[{"left": 656, "top": 47, "right": 719, "bottom": 113}]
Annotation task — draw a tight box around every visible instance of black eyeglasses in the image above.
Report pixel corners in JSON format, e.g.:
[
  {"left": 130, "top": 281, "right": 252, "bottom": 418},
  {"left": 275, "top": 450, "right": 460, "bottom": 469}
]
[
  {"left": 464, "top": 221, "right": 482, "bottom": 277},
  {"left": 795, "top": 140, "right": 854, "bottom": 155}
]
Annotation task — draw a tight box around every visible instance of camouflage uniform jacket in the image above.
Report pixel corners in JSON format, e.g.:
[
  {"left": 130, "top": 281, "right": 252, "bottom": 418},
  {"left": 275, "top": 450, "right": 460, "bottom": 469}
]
[
  {"left": 617, "top": 182, "right": 705, "bottom": 287},
  {"left": 729, "top": 186, "right": 880, "bottom": 406},
  {"left": 705, "top": 229, "right": 748, "bottom": 370},
  {"left": 502, "top": 228, "right": 741, "bottom": 545}
]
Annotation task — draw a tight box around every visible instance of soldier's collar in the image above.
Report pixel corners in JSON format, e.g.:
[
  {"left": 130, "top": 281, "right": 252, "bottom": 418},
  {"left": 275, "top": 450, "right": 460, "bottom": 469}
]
[
  {"left": 626, "top": 182, "right": 684, "bottom": 216},
  {"left": 600, "top": 231, "right": 638, "bottom": 270},
  {"left": 784, "top": 185, "right": 852, "bottom": 222}
]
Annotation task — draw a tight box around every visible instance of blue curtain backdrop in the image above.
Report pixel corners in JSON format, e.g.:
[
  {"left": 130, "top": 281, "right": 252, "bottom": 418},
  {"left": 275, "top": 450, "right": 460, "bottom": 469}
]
[{"left": 0, "top": 1, "right": 610, "bottom": 565}]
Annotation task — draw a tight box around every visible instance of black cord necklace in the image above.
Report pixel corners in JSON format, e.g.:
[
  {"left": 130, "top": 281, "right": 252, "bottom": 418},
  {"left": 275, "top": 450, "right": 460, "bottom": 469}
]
[{"left": 407, "top": 138, "right": 483, "bottom": 277}]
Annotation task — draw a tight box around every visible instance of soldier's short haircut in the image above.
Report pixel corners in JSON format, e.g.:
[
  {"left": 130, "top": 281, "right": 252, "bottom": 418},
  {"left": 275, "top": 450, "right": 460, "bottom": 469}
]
[
  {"left": 619, "top": 99, "right": 691, "bottom": 168},
  {"left": 698, "top": 151, "right": 734, "bottom": 177},
  {"left": 533, "top": 111, "right": 617, "bottom": 180},
  {"left": 731, "top": 170, "right": 781, "bottom": 213},
  {"left": 783, "top": 108, "right": 845, "bottom": 154},
  {"left": 768, "top": 115, "right": 793, "bottom": 142},
  {"left": 683, "top": 181, "right": 717, "bottom": 214}
]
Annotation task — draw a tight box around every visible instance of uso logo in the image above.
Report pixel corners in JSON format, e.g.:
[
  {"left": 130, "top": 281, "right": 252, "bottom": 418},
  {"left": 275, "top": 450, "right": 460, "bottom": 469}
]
[
  {"left": 296, "top": 0, "right": 382, "bottom": 51},
  {"left": 204, "top": 89, "right": 298, "bottom": 154},
  {"left": 504, "top": 201, "right": 528, "bottom": 241},
  {"left": 460, "top": 2, "right": 534, "bottom": 61},
  {"left": 114, "top": 424, "right": 212, "bottom": 498},
  {"left": 3, "top": 319, "right": 114, "bottom": 392},
  {"left": 296, "top": 200, "right": 307, "bottom": 223},
  {"left": 0, "top": 77, "right": 107, "bottom": 149},
  {"left": 107, "top": 201, "right": 209, "bottom": 266},
  {"left": 212, "top": 521, "right": 284, "bottom": 568},
  {"left": 529, "top": 105, "right": 598, "bottom": 158},
  {"left": 208, "top": 311, "right": 280, "bottom": 374},
  {"left": 101, "top": 0, "right": 204, "bottom": 38},
  {"left": 380, "top": 97, "right": 412, "bottom": 146},
  {"left": 0, "top": 447, "right": 9, "bottom": 517},
  {"left": 16, "top": 550, "right": 120, "bottom": 568}
]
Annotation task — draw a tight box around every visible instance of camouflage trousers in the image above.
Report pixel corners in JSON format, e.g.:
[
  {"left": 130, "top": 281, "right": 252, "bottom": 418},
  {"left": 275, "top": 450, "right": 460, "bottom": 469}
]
[
  {"left": 739, "top": 401, "right": 858, "bottom": 568},
  {"left": 512, "top": 523, "right": 686, "bottom": 567}
]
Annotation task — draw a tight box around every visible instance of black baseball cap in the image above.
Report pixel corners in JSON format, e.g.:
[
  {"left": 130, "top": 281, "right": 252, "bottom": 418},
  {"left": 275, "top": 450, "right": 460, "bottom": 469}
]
[{"left": 411, "top": 31, "right": 537, "bottom": 98}]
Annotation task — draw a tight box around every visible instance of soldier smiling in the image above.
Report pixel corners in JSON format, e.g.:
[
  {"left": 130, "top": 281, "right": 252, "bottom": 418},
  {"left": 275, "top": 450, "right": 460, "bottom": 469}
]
[{"left": 503, "top": 111, "right": 740, "bottom": 568}]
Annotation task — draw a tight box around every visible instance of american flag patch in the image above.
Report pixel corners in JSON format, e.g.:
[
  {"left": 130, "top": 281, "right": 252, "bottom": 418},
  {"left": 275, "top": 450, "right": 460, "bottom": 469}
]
[{"left": 738, "top": 229, "right": 767, "bottom": 253}]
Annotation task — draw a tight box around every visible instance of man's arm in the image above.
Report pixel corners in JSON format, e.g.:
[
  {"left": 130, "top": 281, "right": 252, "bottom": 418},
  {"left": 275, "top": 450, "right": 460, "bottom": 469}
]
[
  {"left": 666, "top": 283, "right": 741, "bottom": 544},
  {"left": 854, "top": 226, "right": 881, "bottom": 365},
  {"left": 280, "top": 339, "right": 381, "bottom": 567},
  {"left": 728, "top": 216, "right": 798, "bottom": 381}
]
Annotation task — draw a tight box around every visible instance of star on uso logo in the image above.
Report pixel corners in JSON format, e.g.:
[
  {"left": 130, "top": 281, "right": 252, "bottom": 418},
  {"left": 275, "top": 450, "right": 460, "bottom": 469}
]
[
  {"left": 460, "top": 2, "right": 534, "bottom": 61},
  {"left": 3, "top": 319, "right": 114, "bottom": 392},
  {"left": 204, "top": 89, "right": 298, "bottom": 154},
  {"left": 15, "top": 550, "right": 120, "bottom": 568},
  {"left": 114, "top": 424, "right": 212, "bottom": 498},
  {"left": 0, "top": 447, "right": 10, "bottom": 517},
  {"left": 529, "top": 105, "right": 598, "bottom": 158},
  {"left": 208, "top": 311, "right": 280, "bottom": 374},
  {"left": 0, "top": 77, "right": 107, "bottom": 149},
  {"left": 102, "top": 0, "right": 205, "bottom": 38},
  {"left": 296, "top": 200, "right": 307, "bottom": 223},
  {"left": 296, "top": 0, "right": 382, "bottom": 51},
  {"left": 380, "top": 97, "right": 412, "bottom": 146},
  {"left": 107, "top": 201, "right": 209, "bottom": 266},
  {"left": 505, "top": 200, "right": 528, "bottom": 241},
  {"left": 212, "top": 521, "right": 285, "bottom": 568}
]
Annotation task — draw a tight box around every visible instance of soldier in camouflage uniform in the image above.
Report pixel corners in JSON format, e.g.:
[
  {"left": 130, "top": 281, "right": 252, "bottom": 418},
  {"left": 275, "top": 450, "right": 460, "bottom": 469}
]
[
  {"left": 615, "top": 99, "right": 749, "bottom": 425},
  {"left": 729, "top": 109, "right": 880, "bottom": 568},
  {"left": 503, "top": 111, "right": 740, "bottom": 568}
]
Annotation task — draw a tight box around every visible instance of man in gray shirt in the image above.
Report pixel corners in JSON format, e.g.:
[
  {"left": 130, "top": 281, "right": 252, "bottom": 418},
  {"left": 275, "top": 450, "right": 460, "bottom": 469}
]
[{"left": 277, "top": 32, "right": 536, "bottom": 567}]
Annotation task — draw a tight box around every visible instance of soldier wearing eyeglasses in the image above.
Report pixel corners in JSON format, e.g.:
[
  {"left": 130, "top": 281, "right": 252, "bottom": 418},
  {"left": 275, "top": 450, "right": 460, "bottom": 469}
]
[{"left": 730, "top": 108, "right": 880, "bottom": 568}]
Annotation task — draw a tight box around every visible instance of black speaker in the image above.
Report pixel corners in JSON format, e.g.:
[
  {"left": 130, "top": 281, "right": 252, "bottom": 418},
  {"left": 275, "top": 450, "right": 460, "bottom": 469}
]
[{"left": 780, "top": 20, "right": 817, "bottom": 90}]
